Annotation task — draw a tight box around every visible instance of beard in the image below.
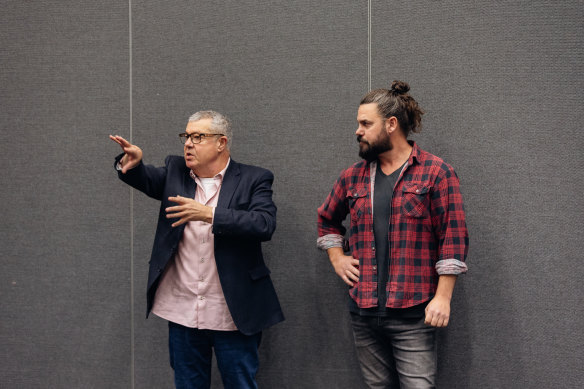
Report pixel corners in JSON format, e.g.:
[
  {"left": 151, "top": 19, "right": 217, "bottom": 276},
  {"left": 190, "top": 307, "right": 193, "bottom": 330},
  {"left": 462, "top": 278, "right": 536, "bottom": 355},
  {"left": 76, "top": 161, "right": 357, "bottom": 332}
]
[{"left": 358, "top": 131, "right": 392, "bottom": 162}]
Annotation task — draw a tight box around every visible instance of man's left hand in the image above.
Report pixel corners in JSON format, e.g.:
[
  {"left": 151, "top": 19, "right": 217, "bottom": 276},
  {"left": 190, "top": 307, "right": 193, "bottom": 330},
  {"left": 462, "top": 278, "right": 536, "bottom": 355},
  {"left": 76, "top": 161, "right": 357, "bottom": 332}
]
[
  {"left": 424, "top": 295, "right": 451, "bottom": 327},
  {"left": 166, "top": 195, "right": 213, "bottom": 227}
]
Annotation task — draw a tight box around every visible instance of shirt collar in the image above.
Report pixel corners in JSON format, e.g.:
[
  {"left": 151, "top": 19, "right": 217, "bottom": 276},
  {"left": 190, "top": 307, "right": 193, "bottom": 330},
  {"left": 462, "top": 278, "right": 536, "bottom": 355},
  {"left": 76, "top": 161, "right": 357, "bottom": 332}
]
[
  {"left": 189, "top": 158, "right": 231, "bottom": 182},
  {"left": 368, "top": 140, "right": 421, "bottom": 169},
  {"left": 407, "top": 141, "right": 421, "bottom": 166}
]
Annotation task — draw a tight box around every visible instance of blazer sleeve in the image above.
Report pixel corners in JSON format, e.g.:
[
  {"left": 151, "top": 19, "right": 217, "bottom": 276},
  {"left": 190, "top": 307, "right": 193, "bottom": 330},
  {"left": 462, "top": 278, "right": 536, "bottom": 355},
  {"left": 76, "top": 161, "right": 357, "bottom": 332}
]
[
  {"left": 114, "top": 153, "right": 168, "bottom": 201},
  {"left": 212, "top": 169, "right": 277, "bottom": 242}
]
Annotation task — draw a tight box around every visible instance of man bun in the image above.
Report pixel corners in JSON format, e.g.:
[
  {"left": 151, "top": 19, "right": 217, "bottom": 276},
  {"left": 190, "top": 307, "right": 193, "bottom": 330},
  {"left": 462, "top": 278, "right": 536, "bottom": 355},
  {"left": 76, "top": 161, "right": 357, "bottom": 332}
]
[{"left": 390, "top": 80, "right": 410, "bottom": 95}]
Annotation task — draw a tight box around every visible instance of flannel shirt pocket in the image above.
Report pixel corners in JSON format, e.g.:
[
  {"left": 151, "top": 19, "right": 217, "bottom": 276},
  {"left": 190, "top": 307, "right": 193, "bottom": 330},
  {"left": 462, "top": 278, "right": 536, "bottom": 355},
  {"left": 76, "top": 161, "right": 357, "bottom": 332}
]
[
  {"left": 401, "top": 183, "right": 430, "bottom": 218},
  {"left": 347, "top": 187, "right": 368, "bottom": 222}
]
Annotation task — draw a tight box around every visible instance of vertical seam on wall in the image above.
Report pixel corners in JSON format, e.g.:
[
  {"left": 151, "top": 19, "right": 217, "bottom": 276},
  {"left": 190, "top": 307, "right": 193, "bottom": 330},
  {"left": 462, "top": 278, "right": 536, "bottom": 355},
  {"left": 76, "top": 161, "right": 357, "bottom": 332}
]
[
  {"left": 129, "top": 0, "right": 135, "bottom": 388},
  {"left": 368, "top": 0, "right": 372, "bottom": 90}
]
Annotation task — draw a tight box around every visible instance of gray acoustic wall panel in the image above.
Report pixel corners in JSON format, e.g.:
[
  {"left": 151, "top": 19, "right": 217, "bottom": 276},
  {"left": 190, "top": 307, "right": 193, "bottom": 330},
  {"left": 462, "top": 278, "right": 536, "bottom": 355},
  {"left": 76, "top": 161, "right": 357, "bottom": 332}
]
[
  {"left": 371, "top": 1, "right": 584, "bottom": 388},
  {"left": 0, "top": 1, "right": 132, "bottom": 388},
  {"left": 2, "top": 1, "right": 583, "bottom": 388}
]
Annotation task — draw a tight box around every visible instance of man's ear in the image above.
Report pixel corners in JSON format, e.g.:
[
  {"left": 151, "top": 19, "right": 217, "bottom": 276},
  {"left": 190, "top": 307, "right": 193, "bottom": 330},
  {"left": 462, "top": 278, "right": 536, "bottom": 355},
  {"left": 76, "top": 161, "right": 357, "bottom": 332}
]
[
  {"left": 386, "top": 116, "right": 398, "bottom": 134},
  {"left": 217, "top": 136, "right": 228, "bottom": 152}
]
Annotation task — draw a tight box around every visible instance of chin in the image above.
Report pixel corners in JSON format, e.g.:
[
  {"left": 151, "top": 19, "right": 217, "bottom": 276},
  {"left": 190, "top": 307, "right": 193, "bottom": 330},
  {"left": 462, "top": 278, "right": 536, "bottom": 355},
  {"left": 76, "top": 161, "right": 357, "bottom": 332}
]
[
  {"left": 358, "top": 147, "right": 369, "bottom": 158},
  {"left": 184, "top": 160, "right": 198, "bottom": 170}
]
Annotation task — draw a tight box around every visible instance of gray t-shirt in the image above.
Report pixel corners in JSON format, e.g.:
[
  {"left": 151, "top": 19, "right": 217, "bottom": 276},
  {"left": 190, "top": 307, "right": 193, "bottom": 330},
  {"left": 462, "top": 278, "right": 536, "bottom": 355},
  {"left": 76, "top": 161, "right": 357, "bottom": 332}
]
[{"left": 349, "top": 161, "right": 427, "bottom": 318}]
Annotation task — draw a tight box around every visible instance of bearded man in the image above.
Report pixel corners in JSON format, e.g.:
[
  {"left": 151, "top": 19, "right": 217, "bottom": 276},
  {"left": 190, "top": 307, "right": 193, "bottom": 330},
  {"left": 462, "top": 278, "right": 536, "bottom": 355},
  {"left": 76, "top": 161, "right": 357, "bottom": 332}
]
[{"left": 317, "top": 81, "right": 469, "bottom": 389}]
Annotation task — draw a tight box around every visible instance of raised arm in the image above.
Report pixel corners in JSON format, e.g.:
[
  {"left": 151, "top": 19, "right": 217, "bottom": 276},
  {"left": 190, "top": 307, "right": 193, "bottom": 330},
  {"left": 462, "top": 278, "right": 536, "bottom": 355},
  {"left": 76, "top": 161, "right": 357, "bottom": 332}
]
[
  {"left": 110, "top": 135, "right": 167, "bottom": 200},
  {"left": 109, "top": 135, "right": 143, "bottom": 173}
]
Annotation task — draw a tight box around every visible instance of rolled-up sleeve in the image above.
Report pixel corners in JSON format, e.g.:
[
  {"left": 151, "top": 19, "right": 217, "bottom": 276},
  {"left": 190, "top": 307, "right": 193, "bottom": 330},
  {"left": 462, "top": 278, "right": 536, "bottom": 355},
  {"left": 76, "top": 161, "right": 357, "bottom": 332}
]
[
  {"left": 431, "top": 167, "right": 469, "bottom": 275},
  {"left": 317, "top": 174, "right": 349, "bottom": 250}
]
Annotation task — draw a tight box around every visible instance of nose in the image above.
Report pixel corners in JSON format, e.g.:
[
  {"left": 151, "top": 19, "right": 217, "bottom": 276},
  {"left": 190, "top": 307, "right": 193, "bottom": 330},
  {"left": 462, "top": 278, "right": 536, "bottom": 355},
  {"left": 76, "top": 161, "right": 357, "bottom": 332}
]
[{"left": 355, "top": 125, "right": 364, "bottom": 136}]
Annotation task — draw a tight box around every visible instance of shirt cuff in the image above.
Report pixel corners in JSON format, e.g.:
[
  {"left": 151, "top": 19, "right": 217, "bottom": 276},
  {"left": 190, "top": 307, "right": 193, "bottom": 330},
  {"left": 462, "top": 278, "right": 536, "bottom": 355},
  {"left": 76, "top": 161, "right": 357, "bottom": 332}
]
[
  {"left": 436, "top": 258, "right": 468, "bottom": 275},
  {"left": 317, "top": 234, "right": 344, "bottom": 250},
  {"left": 116, "top": 161, "right": 138, "bottom": 172}
]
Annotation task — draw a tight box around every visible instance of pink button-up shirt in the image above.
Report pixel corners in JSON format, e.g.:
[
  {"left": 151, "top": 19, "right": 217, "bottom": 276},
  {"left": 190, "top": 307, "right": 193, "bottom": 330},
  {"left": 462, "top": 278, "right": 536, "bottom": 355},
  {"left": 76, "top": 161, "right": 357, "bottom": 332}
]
[{"left": 151, "top": 160, "right": 237, "bottom": 330}]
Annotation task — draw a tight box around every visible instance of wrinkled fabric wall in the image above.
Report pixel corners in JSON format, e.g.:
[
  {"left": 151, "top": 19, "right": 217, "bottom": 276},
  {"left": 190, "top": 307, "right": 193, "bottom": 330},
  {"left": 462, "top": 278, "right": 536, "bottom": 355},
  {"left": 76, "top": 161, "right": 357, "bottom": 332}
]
[{"left": 1, "top": 1, "right": 582, "bottom": 388}]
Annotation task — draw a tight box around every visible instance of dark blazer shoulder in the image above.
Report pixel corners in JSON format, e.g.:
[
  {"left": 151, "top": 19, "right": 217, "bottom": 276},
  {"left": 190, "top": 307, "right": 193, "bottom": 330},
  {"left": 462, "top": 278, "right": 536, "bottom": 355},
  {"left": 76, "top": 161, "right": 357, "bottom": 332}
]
[
  {"left": 165, "top": 155, "right": 187, "bottom": 168},
  {"left": 228, "top": 159, "right": 273, "bottom": 179}
]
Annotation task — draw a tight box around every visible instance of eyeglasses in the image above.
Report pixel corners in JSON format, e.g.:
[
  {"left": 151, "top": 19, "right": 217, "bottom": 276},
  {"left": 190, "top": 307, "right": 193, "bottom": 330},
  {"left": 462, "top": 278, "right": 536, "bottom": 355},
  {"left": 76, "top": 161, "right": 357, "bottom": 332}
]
[{"left": 179, "top": 132, "right": 224, "bottom": 144}]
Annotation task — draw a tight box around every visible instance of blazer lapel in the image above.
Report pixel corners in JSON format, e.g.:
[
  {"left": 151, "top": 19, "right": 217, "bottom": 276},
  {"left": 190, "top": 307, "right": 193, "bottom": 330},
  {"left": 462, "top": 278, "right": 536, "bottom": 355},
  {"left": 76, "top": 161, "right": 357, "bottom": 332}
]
[
  {"left": 182, "top": 166, "right": 197, "bottom": 198},
  {"left": 217, "top": 159, "right": 241, "bottom": 209}
]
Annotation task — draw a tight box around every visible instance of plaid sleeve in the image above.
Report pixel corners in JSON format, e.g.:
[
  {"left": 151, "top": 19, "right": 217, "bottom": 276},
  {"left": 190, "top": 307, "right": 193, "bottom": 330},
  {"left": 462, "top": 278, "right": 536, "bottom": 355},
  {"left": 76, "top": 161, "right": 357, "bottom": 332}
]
[
  {"left": 317, "top": 173, "right": 349, "bottom": 249},
  {"left": 431, "top": 165, "right": 469, "bottom": 274}
]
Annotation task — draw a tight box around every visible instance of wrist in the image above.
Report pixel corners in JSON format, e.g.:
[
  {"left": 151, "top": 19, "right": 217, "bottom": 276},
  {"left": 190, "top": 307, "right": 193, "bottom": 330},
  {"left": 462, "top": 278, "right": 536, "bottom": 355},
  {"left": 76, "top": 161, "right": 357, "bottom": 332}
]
[
  {"left": 327, "top": 247, "right": 345, "bottom": 264},
  {"left": 433, "top": 293, "right": 452, "bottom": 302},
  {"left": 204, "top": 206, "right": 214, "bottom": 224}
]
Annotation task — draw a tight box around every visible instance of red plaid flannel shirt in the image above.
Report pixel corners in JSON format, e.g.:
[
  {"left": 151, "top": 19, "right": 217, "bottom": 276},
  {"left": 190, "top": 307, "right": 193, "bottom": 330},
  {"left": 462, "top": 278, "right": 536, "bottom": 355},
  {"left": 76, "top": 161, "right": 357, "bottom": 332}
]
[{"left": 317, "top": 142, "right": 469, "bottom": 309}]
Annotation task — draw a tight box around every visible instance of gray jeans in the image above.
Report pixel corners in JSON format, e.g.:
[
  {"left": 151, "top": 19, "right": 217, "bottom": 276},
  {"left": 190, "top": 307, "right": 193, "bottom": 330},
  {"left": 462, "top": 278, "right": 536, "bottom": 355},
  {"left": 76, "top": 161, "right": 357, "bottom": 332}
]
[{"left": 350, "top": 314, "right": 437, "bottom": 389}]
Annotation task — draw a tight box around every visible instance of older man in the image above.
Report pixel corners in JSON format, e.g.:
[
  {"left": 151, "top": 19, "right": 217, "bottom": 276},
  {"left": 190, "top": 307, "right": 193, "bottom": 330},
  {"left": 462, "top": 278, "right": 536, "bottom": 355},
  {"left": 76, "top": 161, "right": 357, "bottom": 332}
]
[{"left": 110, "top": 110, "right": 284, "bottom": 389}]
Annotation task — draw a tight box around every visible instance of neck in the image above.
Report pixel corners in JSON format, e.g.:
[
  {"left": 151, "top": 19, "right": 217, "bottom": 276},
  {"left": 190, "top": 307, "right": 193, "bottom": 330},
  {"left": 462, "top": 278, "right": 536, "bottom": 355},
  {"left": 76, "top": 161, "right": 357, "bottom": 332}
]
[
  {"left": 377, "top": 138, "right": 412, "bottom": 175},
  {"left": 193, "top": 152, "right": 230, "bottom": 178}
]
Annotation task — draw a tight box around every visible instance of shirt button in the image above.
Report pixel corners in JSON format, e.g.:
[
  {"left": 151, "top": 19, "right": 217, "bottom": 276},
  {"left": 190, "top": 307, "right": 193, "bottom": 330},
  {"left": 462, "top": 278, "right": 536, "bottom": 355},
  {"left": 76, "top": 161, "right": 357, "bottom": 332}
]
[
  {"left": 199, "top": 296, "right": 205, "bottom": 300},
  {"left": 200, "top": 258, "right": 205, "bottom": 263},
  {"left": 200, "top": 276, "right": 205, "bottom": 282},
  {"left": 416, "top": 189, "right": 420, "bottom": 193},
  {"left": 373, "top": 266, "right": 377, "bottom": 270}
]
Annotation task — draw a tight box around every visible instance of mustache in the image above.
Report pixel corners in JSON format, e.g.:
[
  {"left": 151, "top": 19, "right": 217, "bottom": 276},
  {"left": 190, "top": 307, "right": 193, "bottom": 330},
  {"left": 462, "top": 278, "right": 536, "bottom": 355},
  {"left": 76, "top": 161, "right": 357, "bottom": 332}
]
[{"left": 357, "top": 136, "right": 368, "bottom": 145}]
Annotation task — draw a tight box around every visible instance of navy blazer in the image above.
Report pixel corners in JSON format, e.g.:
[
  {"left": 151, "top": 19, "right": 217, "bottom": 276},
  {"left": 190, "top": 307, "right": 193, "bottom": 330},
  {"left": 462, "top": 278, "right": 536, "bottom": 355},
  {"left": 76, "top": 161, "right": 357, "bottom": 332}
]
[{"left": 115, "top": 154, "right": 284, "bottom": 335}]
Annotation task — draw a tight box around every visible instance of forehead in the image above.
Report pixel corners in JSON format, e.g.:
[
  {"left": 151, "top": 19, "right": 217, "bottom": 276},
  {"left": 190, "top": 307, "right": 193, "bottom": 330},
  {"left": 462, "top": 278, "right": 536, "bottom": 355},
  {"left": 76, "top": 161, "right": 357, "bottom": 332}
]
[
  {"left": 357, "top": 103, "right": 381, "bottom": 121},
  {"left": 185, "top": 118, "right": 213, "bottom": 134}
]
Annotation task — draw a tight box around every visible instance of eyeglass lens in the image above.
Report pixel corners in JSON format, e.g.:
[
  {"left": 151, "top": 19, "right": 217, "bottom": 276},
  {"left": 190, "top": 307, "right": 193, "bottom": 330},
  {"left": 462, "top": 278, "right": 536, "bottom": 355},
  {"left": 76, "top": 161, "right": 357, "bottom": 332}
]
[{"left": 180, "top": 133, "right": 223, "bottom": 144}]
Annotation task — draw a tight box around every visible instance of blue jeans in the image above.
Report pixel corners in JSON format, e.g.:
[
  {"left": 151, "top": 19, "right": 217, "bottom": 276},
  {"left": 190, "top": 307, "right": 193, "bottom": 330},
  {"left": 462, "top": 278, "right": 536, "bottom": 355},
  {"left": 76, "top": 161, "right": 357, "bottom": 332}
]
[
  {"left": 350, "top": 314, "right": 437, "bottom": 389},
  {"left": 168, "top": 322, "right": 262, "bottom": 389}
]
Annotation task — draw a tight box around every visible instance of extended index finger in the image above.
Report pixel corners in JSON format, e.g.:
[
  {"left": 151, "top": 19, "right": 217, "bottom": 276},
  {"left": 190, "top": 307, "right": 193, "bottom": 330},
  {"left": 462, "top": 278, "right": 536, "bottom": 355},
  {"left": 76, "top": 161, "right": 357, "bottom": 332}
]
[
  {"left": 109, "top": 135, "right": 123, "bottom": 146},
  {"left": 110, "top": 134, "right": 131, "bottom": 147}
]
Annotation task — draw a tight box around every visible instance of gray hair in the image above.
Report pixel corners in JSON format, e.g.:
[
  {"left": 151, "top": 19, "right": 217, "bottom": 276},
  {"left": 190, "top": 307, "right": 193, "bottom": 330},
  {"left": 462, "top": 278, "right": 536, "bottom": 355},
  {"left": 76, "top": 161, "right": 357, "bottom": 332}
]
[{"left": 188, "top": 110, "right": 232, "bottom": 148}]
